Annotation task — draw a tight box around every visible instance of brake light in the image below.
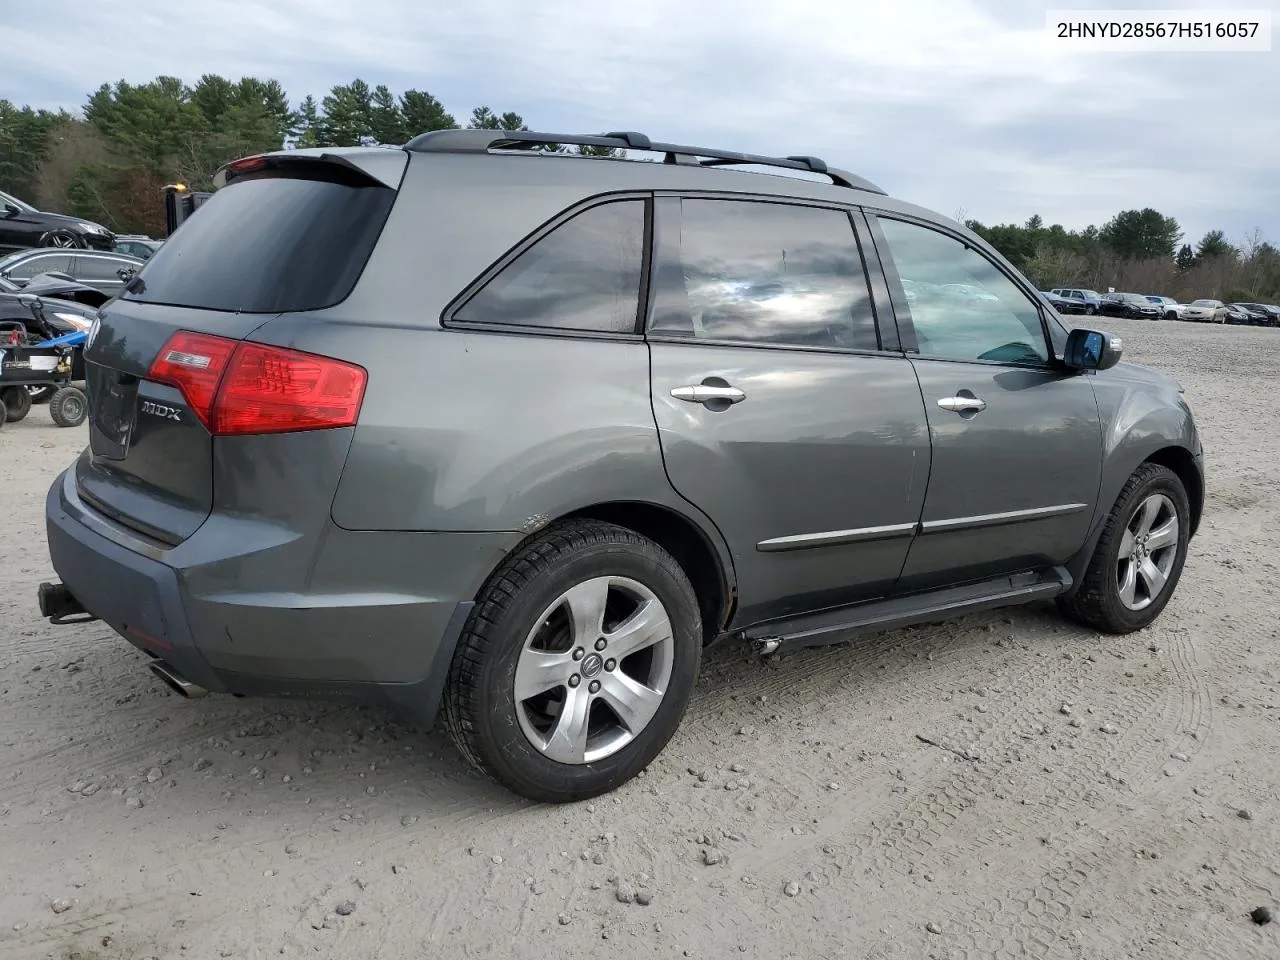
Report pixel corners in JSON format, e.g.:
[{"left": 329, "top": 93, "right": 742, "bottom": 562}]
[
  {"left": 226, "top": 155, "right": 268, "bottom": 176},
  {"left": 147, "top": 331, "right": 366, "bottom": 436}
]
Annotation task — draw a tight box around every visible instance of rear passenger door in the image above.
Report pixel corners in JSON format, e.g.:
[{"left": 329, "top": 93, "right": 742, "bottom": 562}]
[
  {"left": 865, "top": 212, "right": 1103, "bottom": 593},
  {"left": 646, "top": 196, "right": 930, "bottom": 626}
]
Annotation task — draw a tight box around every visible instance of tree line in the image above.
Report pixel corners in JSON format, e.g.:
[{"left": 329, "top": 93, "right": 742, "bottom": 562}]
[
  {"left": 963, "top": 208, "right": 1280, "bottom": 305},
  {"left": 1, "top": 74, "right": 1277, "bottom": 302}
]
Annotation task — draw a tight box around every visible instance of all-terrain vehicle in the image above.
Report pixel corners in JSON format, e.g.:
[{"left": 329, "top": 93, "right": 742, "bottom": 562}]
[{"left": 0, "top": 323, "right": 88, "bottom": 428}]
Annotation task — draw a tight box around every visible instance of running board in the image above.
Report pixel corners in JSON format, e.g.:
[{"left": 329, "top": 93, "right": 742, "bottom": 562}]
[{"left": 744, "top": 567, "right": 1072, "bottom": 651}]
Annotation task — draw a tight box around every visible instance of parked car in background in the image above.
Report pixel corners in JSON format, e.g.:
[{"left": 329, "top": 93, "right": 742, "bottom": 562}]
[
  {"left": 1041, "top": 291, "right": 1088, "bottom": 315},
  {"left": 113, "top": 235, "right": 164, "bottom": 260},
  {"left": 1226, "top": 303, "right": 1267, "bottom": 325},
  {"left": 1144, "top": 295, "right": 1184, "bottom": 320},
  {"left": 1231, "top": 303, "right": 1280, "bottom": 327},
  {"left": 1050, "top": 288, "right": 1102, "bottom": 315},
  {"left": 1182, "top": 299, "right": 1228, "bottom": 323},
  {"left": 0, "top": 248, "right": 144, "bottom": 297},
  {"left": 1100, "top": 292, "right": 1161, "bottom": 320},
  {"left": 0, "top": 191, "right": 115, "bottom": 252},
  {"left": 36, "top": 129, "right": 1204, "bottom": 803}
]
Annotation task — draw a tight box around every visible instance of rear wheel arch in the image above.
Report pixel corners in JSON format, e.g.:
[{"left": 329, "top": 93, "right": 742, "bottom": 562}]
[{"left": 556, "top": 501, "right": 735, "bottom": 643}]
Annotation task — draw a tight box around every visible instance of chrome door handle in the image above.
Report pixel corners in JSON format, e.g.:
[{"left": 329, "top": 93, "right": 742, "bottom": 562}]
[
  {"left": 937, "top": 395, "right": 987, "bottom": 413},
  {"left": 671, "top": 385, "right": 746, "bottom": 404}
]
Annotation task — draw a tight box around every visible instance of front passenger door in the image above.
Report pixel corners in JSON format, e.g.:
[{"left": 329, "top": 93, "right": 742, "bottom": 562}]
[{"left": 867, "top": 213, "right": 1103, "bottom": 593}]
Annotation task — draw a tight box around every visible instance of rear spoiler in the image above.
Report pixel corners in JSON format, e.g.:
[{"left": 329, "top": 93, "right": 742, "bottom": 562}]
[{"left": 211, "top": 148, "right": 408, "bottom": 191}]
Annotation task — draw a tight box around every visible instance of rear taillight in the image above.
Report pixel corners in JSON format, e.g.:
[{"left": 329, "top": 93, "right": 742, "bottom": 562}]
[{"left": 147, "top": 331, "right": 366, "bottom": 436}]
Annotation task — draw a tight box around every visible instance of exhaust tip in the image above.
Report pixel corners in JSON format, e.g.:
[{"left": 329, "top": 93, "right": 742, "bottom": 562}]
[{"left": 148, "top": 661, "right": 207, "bottom": 699}]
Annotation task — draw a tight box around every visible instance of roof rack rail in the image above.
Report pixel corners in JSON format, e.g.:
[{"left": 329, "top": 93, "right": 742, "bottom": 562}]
[{"left": 403, "top": 129, "right": 886, "bottom": 195}]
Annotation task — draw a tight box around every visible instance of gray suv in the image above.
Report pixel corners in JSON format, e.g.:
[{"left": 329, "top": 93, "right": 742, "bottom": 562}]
[{"left": 38, "top": 130, "right": 1204, "bottom": 803}]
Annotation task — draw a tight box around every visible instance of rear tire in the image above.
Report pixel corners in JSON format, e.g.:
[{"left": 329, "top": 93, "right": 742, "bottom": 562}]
[
  {"left": 1059, "top": 463, "right": 1190, "bottom": 634},
  {"left": 444, "top": 519, "right": 702, "bottom": 803},
  {"left": 49, "top": 386, "right": 88, "bottom": 427},
  {"left": 1, "top": 385, "right": 32, "bottom": 423}
]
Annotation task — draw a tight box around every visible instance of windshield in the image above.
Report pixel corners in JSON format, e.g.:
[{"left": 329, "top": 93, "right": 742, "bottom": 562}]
[
  {"left": 0, "top": 190, "right": 36, "bottom": 214},
  {"left": 1191, "top": 299, "right": 1217, "bottom": 307}
]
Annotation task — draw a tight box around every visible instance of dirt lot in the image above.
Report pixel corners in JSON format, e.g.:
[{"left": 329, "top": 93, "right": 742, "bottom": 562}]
[{"left": 2, "top": 318, "right": 1278, "bottom": 960}]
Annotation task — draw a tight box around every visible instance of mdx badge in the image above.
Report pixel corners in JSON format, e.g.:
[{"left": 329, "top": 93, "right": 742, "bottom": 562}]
[{"left": 140, "top": 400, "right": 182, "bottom": 422}]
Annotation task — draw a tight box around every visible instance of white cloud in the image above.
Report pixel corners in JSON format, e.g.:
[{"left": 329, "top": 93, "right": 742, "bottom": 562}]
[{"left": 3, "top": 0, "right": 1276, "bottom": 244}]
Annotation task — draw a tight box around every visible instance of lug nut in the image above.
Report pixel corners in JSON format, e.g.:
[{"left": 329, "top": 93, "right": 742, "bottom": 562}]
[
  {"left": 604, "top": 659, "right": 616, "bottom": 672},
  {"left": 594, "top": 638, "right": 607, "bottom": 651},
  {"left": 568, "top": 675, "right": 581, "bottom": 688},
  {"left": 588, "top": 680, "right": 601, "bottom": 694},
  {"left": 572, "top": 648, "right": 585, "bottom": 661}
]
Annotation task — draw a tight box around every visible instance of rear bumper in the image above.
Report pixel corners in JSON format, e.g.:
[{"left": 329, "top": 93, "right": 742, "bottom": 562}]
[{"left": 44, "top": 467, "right": 519, "bottom": 727}]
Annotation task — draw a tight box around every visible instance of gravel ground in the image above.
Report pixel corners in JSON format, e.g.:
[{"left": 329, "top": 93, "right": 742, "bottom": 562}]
[{"left": 2, "top": 318, "right": 1279, "bottom": 960}]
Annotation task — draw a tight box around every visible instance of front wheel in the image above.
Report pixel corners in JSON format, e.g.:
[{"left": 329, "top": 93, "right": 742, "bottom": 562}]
[
  {"left": 1060, "top": 463, "right": 1190, "bottom": 634},
  {"left": 1085, "top": 305, "right": 1097, "bottom": 316},
  {"left": 444, "top": 520, "right": 702, "bottom": 803},
  {"left": 38, "top": 231, "right": 85, "bottom": 249}
]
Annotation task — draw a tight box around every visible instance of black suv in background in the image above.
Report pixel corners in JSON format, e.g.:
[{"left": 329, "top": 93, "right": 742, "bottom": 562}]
[
  {"left": 0, "top": 191, "right": 115, "bottom": 252},
  {"left": 1100, "top": 292, "right": 1161, "bottom": 320}
]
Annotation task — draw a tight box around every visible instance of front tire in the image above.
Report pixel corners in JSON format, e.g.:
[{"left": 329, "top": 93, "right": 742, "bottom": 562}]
[
  {"left": 1060, "top": 463, "right": 1190, "bottom": 634},
  {"left": 38, "top": 231, "right": 86, "bottom": 249},
  {"left": 444, "top": 520, "right": 702, "bottom": 803}
]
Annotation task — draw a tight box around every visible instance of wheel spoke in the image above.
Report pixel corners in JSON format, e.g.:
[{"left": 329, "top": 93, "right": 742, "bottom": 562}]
[
  {"left": 1118, "top": 527, "right": 1136, "bottom": 556},
  {"left": 1134, "top": 496, "right": 1162, "bottom": 537},
  {"left": 596, "top": 671, "right": 663, "bottom": 735},
  {"left": 1139, "top": 558, "right": 1168, "bottom": 599},
  {"left": 542, "top": 684, "right": 592, "bottom": 764},
  {"left": 603, "top": 598, "right": 672, "bottom": 661},
  {"left": 1146, "top": 516, "right": 1179, "bottom": 552},
  {"left": 563, "top": 579, "right": 610, "bottom": 646},
  {"left": 1118, "top": 559, "right": 1138, "bottom": 607},
  {"left": 513, "top": 649, "right": 577, "bottom": 702}
]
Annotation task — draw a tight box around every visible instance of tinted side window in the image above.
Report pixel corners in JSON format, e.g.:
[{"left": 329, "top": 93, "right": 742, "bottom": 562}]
[
  {"left": 876, "top": 217, "right": 1048, "bottom": 364},
  {"left": 649, "top": 199, "right": 879, "bottom": 350},
  {"left": 454, "top": 200, "right": 645, "bottom": 334},
  {"left": 9, "top": 253, "right": 73, "bottom": 280}
]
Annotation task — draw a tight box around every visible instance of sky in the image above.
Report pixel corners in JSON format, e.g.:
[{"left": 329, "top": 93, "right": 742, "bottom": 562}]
[{"left": 4, "top": 0, "right": 1277, "bottom": 247}]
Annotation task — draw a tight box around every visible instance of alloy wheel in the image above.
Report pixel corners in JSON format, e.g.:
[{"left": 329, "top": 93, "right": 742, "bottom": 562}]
[
  {"left": 513, "top": 576, "right": 674, "bottom": 765},
  {"left": 1116, "top": 493, "right": 1179, "bottom": 611}
]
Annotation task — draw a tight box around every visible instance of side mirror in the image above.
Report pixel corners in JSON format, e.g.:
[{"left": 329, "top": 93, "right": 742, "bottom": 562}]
[
  {"left": 117, "top": 267, "right": 136, "bottom": 282},
  {"left": 1064, "top": 328, "right": 1122, "bottom": 371},
  {"left": 1, "top": 204, "right": 16, "bottom": 218}
]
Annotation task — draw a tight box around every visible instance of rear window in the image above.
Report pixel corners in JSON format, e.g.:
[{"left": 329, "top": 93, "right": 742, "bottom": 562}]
[{"left": 123, "top": 170, "right": 396, "bottom": 314}]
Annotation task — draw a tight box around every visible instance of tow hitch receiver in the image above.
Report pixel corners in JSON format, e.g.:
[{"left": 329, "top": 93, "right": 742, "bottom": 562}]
[{"left": 37, "top": 581, "right": 97, "bottom": 625}]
